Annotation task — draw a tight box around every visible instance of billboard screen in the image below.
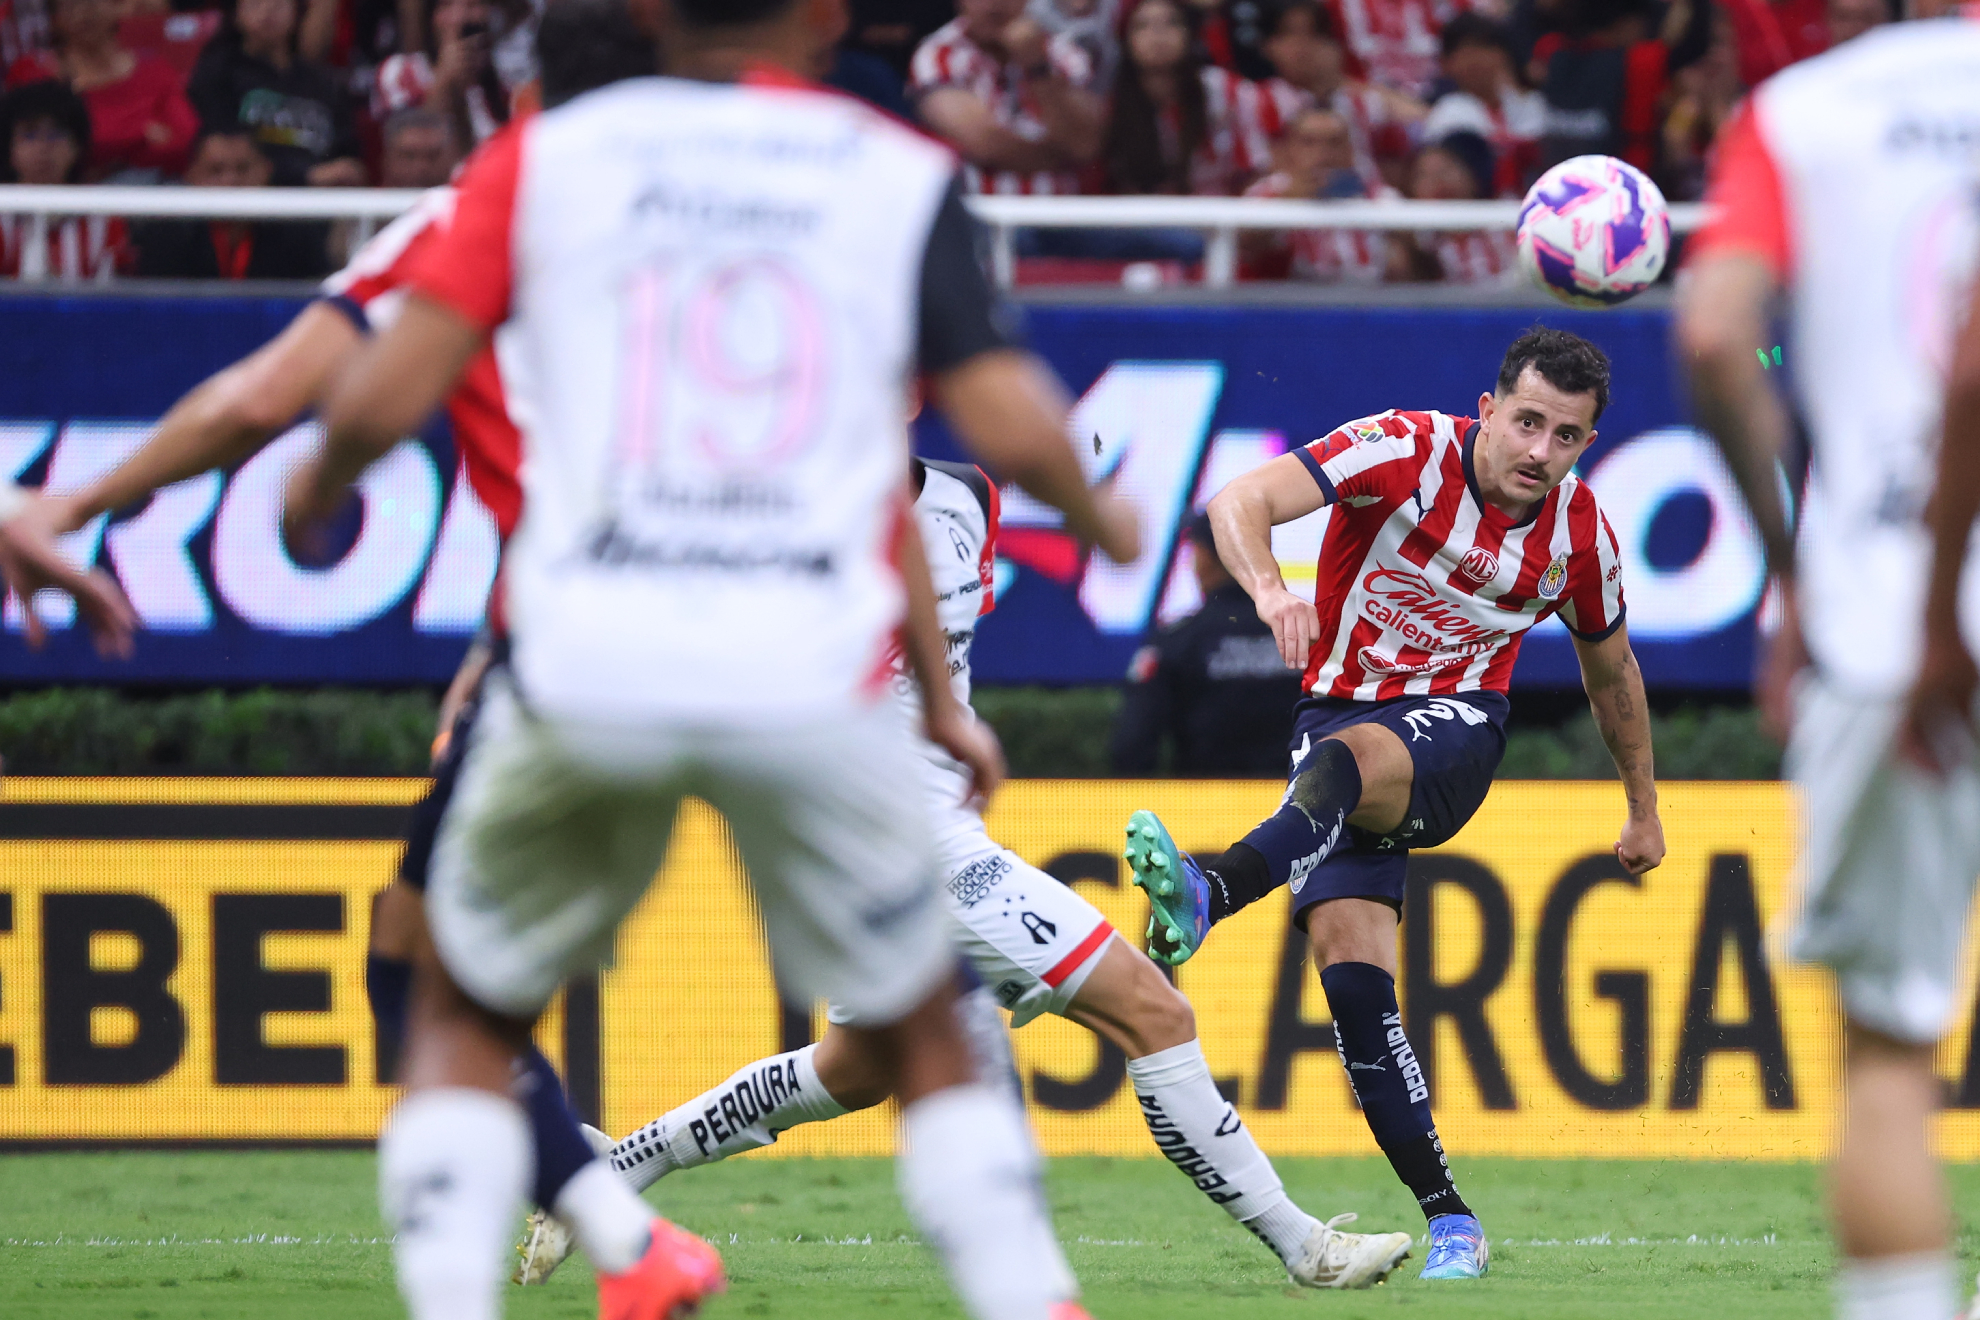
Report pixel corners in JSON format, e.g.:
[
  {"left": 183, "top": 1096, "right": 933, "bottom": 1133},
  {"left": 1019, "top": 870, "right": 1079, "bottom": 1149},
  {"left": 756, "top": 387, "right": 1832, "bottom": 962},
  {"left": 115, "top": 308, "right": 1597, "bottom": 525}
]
[{"left": 0, "top": 293, "right": 1763, "bottom": 688}]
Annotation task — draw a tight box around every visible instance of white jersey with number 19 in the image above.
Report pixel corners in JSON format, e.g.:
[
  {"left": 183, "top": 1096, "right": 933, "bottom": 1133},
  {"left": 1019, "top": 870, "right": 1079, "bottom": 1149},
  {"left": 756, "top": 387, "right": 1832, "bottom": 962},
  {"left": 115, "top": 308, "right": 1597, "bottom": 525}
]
[{"left": 405, "top": 73, "right": 965, "bottom": 725}]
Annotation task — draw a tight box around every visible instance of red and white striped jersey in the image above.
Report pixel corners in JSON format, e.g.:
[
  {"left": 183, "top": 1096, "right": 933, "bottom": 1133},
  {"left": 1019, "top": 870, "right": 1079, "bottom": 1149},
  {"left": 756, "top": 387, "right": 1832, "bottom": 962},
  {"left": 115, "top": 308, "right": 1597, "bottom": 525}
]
[
  {"left": 1243, "top": 170, "right": 1395, "bottom": 283},
  {"left": 317, "top": 186, "right": 523, "bottom": 539},
  {"left": 1331, "top": 0, "right": 1477, "bottom": 95},
  {"left": 0, "top": 214, "right": 127, "bottom": 281},
  {"left": 1418, "top": 228, "right": 1516, "bottom": 284},
  {"left": 1187, "top": 66, "right": 1277, "bottom": 195},
  {"left": 1294, "top": 409, "right": 1624, "bottom": 699},
  {"left": 909, "top": 18, "right": 1093, "bottom": 196},
  {"left": 1262, "top": 77, "right": 1409, "bottom": 182}
]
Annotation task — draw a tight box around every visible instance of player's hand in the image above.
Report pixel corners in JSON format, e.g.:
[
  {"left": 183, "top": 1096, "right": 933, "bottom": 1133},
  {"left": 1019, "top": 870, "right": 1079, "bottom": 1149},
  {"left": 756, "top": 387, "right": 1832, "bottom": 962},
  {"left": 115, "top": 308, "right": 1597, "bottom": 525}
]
[
  {"left": 0, "top": 492, "right": 136, "bottom": 657},
  {"left": 1081, "top": 482, "right": 1141, "bottom": 565},
  {"left": 1755, "top": 579, "right": 1807, "bottom": 743},
  {"left": 926, "top": 699, "right": 1007, "bottom": 808},
  {"left": 1256, "top": 584, "right": 1319, "bottom": 670},
  {"left": 280, "top": 457, "right": 355, "bottom": 565},
  {"left": 1899, "top": 627, "right": 1979, "bottom": 775},
  {"left": 1615, "top": 810, "right": 1664, "bottom": 875}
]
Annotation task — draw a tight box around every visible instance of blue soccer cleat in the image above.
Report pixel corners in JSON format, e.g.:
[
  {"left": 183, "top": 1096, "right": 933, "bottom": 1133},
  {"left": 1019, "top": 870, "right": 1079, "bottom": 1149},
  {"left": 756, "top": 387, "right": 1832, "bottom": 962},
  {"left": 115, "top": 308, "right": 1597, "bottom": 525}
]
[
  {"left": 1124, "top": 809, "right": 1211, "bottom": 966},
  {"left": 1419, "top": 1214, "right": 1490, "bottom": 1280}
]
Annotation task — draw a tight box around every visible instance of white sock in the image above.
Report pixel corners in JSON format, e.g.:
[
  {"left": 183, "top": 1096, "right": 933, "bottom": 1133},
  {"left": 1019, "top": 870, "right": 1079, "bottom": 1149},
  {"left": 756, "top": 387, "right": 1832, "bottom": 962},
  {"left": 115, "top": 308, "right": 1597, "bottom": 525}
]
[
  {"left": 1836, "top": 1251, "right": 1957, "bottom": 1320},
  {"left": 1127, "top": 1039, "right": 1319, "bottom": 1265},
  {"left": 379, "top": 1088, "right": 530, "bottom": 1320},
  {"left": 611, "top": 1043, "right": 849, "bottom": 1192},
  {"left": 900, "top": 1083, "right": 1067, "bottom": 1320},
  {"left": 552, "top": 1158, "right": 651, "bottom": 1274}
]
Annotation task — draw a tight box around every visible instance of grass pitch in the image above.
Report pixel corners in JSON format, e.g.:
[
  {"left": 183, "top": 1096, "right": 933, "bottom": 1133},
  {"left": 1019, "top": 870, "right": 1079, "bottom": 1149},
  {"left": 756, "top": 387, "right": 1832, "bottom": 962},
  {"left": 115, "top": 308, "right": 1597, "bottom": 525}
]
[{"left": 6, "top": 1151, "right": 1978, "bottom": 1318}]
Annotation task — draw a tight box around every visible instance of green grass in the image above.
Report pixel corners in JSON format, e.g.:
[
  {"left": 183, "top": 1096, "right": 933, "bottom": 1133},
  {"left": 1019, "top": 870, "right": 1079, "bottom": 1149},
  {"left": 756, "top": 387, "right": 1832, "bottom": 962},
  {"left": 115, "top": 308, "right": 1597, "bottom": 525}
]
[{"left": 4, "top": 1152, "right": 1978, "bottom": 1318}]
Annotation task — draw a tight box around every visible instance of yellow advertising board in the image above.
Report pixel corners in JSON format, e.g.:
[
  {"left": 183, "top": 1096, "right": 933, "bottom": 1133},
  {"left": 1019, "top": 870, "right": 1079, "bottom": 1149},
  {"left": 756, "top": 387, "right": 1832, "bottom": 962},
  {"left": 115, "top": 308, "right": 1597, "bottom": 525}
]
[{"left": 5, "top": 776, "right": 1980, "bottom": 1160}]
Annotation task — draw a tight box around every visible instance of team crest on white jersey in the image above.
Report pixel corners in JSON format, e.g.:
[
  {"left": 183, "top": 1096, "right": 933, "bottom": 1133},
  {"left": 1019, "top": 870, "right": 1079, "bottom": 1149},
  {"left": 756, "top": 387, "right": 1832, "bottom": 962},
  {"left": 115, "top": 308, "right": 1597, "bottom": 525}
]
[{"left": 1537, "top": 554, "right": 1570, "bottom": 600}]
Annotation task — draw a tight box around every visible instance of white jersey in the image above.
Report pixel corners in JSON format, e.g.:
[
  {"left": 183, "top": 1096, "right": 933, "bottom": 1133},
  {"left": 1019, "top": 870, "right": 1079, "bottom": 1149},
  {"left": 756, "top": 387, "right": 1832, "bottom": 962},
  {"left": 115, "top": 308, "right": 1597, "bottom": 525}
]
[
  {"left": 893, "top": 459, "right": 999, "bottom": 835},
  {"left": 1695, "top": 18, "right": 1980, "bottom": 695},
  {"left": 402, "top": 73, "right": 1003, "bottom": 725}
]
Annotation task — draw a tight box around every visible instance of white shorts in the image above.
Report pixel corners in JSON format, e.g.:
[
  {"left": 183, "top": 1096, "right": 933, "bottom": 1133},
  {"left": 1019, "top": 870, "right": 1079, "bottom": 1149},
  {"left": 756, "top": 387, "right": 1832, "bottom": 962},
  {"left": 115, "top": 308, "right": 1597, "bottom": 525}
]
[
  {"left": 1787, "top": 675, "right": 1980, "bottom": 1043},
  {"left": 425, "top": 673, "right": 953, "bottom": 1026},
  {"left": 936, "top": 823, "right": 1116, "bottom": 1028}
]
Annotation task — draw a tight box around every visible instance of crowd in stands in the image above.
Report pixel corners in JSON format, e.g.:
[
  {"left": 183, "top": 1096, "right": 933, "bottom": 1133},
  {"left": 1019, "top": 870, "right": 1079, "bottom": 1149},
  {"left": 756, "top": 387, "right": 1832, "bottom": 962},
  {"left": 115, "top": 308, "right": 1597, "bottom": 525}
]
[{"left": 0, "top": 0, "right": 1894, "bottom": 283}]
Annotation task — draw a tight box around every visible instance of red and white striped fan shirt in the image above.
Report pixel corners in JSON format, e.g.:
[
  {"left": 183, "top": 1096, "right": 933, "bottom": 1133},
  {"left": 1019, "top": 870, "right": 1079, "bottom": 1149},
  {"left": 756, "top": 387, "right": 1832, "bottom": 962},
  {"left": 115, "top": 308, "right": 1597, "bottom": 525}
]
[
  {"left": 1262, "top": 77, "right": 1406, "bottom": 182},
  {"left": 908, "top": 18, "right": 1093, "bottom": 196},
  {"left": 1419, "top": 228, "right": 1516, "bottom": 284},
  {"left": 1189, "top": 66, "right": 1277, "bottom": 195},
  {"left": 1294, "top": 408, "right": 1624, "bottom": 699},
  {"left": 0, "top": 214, "right": 127, "bottom": 281}
]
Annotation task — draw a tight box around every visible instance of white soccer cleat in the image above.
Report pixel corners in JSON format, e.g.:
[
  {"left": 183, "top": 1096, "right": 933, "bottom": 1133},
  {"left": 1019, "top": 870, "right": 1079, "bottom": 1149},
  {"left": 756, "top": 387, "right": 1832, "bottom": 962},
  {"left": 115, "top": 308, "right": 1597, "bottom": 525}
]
[
  {"left": 1287, "top": 1212, "right": 1414, "bottom": 1290},
  {"left": 511, "top": 1124, "right": 620, "bottom": 1285}
]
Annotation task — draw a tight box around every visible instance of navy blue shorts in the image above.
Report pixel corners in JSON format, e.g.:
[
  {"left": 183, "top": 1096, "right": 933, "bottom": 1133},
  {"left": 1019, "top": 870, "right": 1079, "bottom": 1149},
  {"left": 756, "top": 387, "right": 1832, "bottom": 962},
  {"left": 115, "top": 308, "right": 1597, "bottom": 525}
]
[
  {"left": 1285, "top": 690, "right": 1509, "bottom": 925},
  {"left": 397, "top": 682, "right": 485, "bottom": 893}
]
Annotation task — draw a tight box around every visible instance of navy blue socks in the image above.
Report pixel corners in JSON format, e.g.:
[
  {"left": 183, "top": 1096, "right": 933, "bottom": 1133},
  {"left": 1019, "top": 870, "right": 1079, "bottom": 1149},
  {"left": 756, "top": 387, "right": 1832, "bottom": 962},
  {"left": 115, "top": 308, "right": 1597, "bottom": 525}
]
[
  {"left": 1321, "top": 961, "right": 1472, "bottom": 1223},
  {"left": 1203, "top": 738, "right": 1363, "bottom": 922},
  {"left": 366, "top": 951, "right": 596, "bottom": 1213}
]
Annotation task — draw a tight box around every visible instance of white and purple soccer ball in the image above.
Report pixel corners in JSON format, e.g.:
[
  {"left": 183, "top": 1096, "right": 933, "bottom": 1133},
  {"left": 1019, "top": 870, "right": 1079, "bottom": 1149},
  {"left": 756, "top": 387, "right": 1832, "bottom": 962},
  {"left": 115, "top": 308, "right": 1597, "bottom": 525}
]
[{"left": 1516, "top": 155, "right": 1671, "bottom": 308}]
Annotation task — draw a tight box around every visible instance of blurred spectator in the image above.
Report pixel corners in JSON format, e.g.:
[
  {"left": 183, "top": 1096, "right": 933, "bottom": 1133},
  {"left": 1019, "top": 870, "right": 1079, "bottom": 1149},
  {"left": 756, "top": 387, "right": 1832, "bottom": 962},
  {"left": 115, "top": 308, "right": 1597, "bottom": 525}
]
[
  {"left": 909, "top": 0, "right": 1104, "bottom": 196},
  {"left": 826, "top": 44, "right": 913, "bottom": 117},
  {"left": 1722, "top": 0, "right": 1826, "bottom": 86},
  {"left": 1389, "top": 130, "right": 1515, "bottom": 280},
  {"left": 1029, "top": 0, "right": 1121, "bottom": 86},
  {"left": 0, "top": 79, "right": 127, "bottom": 279},
  {"left": 1241, "top": 104, "right": 1394, "bottom": 282},
  {"left": 1102, "top": 0, "right": 1274, "bottom": 197},
  {"left": 133, "top": 128, "right": 329, "bottom": 277},
  {"left": 1532, "top": 0, "right": 1708, "bottom": 176},
  {"left": 1825, "top": 0, "right": 1886, "bottom": 43},
  {"left": 188, "top": 0, "right": 366, "bottom": 187},
  {"left": 376, "top": 103, "right": 453, "bottom": 186},
  {"left": 1, "top": 0, "right": 52, "bottom": 73},
  {"left": 1260, "top": 0, "right": 1422, "bottom": 190},
  {"left": 1420, "top": 12, "right": 1542, "bottom": 194},
  {"left": 1193, "top": 0, "right": 1278, "bottom": 80},
  {"left": 851, "top": 0, "right": 954, "bottom": 80},
  {"left": 373, "top": 0, "right": 514, "bottom": 151},
  {"left": 1332, "top": 0, "right": 1480, "bottom": 96},
  {"left": 7, "top": 0, "right": 197, "bottom": 180},
  {"left": 1109, "top": 514, "right": 1301, "bottom": 776},
  {"left": 1659, "top": 5, "right": 1737, "bottom": 198}
]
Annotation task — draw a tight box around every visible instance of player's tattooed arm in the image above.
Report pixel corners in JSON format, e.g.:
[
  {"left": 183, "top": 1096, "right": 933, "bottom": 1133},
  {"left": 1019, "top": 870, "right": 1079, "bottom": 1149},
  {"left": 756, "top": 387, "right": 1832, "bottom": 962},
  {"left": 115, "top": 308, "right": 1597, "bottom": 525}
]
[
  {"left": 1573, "top": 623, "right": 1664, "bottom": 875},
  {"left": 1207, "top": 453, "right": 1330, "bottom": 669}
]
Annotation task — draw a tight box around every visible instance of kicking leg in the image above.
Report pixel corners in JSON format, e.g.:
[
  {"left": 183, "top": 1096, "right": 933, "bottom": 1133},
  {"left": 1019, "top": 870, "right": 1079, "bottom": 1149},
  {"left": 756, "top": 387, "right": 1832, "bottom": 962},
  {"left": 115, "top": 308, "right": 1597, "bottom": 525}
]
[
  {"left": 1830, "top": 1022, "right": 1954, "bottom": 1320},
  {"left": 1308, "top": 898, "right": 1486, "bottom": 1279},
  {"left": 1067, "top": 938, "right": 1410, "bottom": 1289}
]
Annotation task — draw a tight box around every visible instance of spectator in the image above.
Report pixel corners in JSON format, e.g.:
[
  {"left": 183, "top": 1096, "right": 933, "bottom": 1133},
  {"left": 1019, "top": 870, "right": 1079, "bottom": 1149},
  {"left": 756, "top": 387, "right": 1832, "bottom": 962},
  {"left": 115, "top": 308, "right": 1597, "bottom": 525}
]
[
  {"left": 188, "top": 0, "right": 366, "bottom": 187},
  {"left": 1331, "top": 0, "right": 1480, "bottom": 96},
  {"left": 1420, "top": 12, "right": 1543, "bottom": 195},
  {"left": 1659, "top": 6, "right": 1738, "bottom": 198},
  {"left": 0, "top": 79, "right": 126, "bottom": 279},
  {"left": 1192, "top": 0, "right": 1278, "bottom": 80},
  {"left": 1103, "top": 0, "right": 1275, "bottom": 197},
  {"left": 1389, "top": 130, "right": 1515, "bottom": 281},
  {"left": 133, "top": 128, "right": 329, "bottom": 278},
  {"left": 910, "top": 0, "right": 1104, "bottom": 196},
  {"left": 1260, "top": 0, "right": 1422, "bottom": 190},
  {"left": 1028, "top": 0, "right": 1121, "bottom": 86},
  {"left": 376, "top": 104, "right": 453, "bottom": 186},
  {"left": 1722, "top": 0, "right": 1827, "bottom": 87},
  {"left": 1825, "top": 0, "right": 1886, "bottom": 44},
  {"left": 850, "top": 0, "right": 955, "bottom": 80},
  {"left": 373, "top": 0, "right": 514, "bottom": 151},
  {"left": 1, "top": 0, "right": 53, "bottom": 73},
  {"left": 1242, "top": 103, "right": 1394, "bottom": 282},
  {"left": 7, "top": 0, "right": 197, "bottom": 180},
  {"left": 1531, "top": 0, "right": 1709, "bottom": 176},
  {"left": 1109, "top": 514, "right": 1302, "bottom": 776}
]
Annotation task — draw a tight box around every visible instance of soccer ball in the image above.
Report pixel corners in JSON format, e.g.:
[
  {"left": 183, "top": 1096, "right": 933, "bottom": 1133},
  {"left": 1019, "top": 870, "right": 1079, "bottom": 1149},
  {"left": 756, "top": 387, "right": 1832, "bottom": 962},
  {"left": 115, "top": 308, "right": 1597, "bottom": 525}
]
[{"left": 1515, "top": 155, "right": 1671, "bottom": 308}]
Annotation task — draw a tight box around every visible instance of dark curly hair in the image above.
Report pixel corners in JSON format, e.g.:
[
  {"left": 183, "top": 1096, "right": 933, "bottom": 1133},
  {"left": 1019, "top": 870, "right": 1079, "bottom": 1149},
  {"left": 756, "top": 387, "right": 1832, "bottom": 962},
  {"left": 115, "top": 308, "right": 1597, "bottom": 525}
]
[{"left": 1497, "top": 326, "right": 1612, "bottom": 420}]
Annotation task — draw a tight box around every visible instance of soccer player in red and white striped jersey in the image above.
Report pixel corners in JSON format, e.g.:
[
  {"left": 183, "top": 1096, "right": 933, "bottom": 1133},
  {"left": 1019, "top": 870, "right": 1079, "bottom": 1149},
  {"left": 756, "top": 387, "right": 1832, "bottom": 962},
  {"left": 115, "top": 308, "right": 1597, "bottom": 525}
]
[{"left": 1123, "top": 327, "right": 1664, "bottom": 1283}]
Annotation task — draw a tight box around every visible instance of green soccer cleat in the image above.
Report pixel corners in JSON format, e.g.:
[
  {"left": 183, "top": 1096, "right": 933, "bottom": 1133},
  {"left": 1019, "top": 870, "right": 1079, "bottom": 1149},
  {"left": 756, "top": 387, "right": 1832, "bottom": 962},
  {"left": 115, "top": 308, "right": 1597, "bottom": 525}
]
[{"left": 1124, "top": 809, "right": 1212, "bottom": 966}]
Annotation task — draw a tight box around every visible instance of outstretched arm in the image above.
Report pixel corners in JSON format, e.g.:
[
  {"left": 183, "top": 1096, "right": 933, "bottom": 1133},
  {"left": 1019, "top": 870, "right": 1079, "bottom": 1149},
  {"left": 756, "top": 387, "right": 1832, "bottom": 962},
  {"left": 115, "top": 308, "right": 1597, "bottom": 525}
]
[
  {"left": 1206, "top": 452, "right": 1331, "bottom": 669},
  {"left": 1573, "top": 623, "right": 1664, "bottom": 874}
]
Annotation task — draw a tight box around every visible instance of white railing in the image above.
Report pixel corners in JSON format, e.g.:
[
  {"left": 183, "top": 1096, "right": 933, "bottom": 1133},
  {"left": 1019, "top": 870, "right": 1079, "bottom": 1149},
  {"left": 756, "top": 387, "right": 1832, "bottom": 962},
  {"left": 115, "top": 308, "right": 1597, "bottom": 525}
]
[{"left": 0, "top": 185, "right": 1709, "bottom": 290}]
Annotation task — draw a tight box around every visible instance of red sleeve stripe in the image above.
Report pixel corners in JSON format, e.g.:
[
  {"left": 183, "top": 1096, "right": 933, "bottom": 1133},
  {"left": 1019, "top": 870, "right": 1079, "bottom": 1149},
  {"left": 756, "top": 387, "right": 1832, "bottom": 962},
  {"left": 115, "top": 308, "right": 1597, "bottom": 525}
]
[{"left": 977, "top": 466, "right": 999, "bottom": 617}]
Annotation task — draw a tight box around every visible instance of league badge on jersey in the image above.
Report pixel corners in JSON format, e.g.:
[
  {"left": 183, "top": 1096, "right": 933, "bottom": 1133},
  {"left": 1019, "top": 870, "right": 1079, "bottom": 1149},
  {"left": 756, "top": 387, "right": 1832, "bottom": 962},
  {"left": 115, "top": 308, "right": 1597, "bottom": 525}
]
[
  {"left": 1537, "top": 554, "right": 1570, "bottom": 601},
  {"left": 1350, "top": 422, "right": 1387, "bottom": 445}
]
